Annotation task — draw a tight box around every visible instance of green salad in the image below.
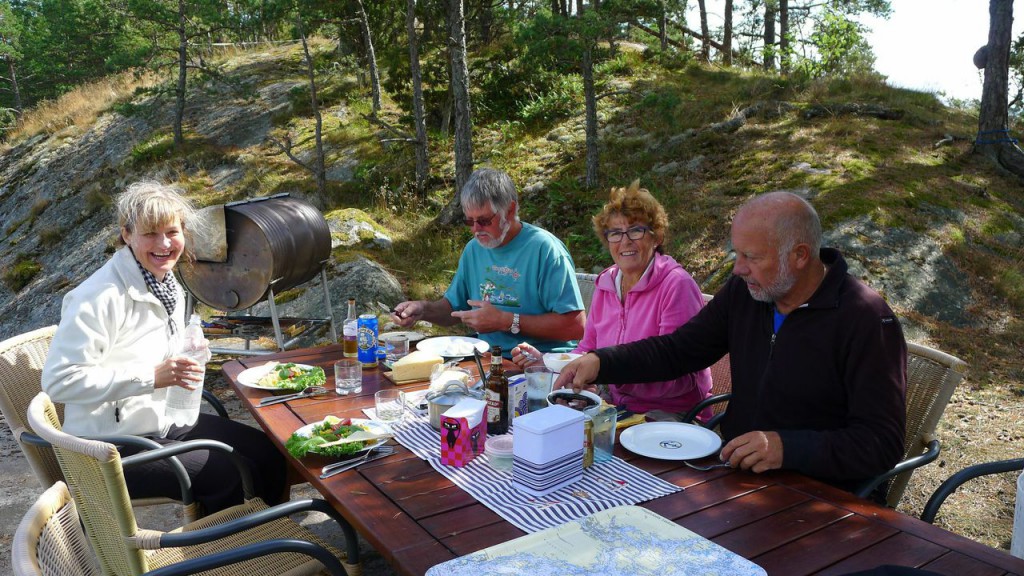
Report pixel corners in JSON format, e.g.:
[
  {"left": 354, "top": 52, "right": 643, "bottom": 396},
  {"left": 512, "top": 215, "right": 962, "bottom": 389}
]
[
  {"left": 285, "top": 416, "right": 370, "bottom": 458},
  {"left": 258, "top": 362, "right": 325, "bottom": 391}
]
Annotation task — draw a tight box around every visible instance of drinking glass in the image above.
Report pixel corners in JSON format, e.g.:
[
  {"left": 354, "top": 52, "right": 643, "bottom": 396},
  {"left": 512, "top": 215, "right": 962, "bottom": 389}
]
[
  {"left": 375, "top": 389, "right": 405, "bottom": 423},
  {"left": 334, "top": 359, "right": 362, "bottom": 395},
  {"left": 585, "top": 404, "right": 618, "bottom": 463},
  {"left": 524, "top": 366, "right": 554, "bottom": 413},
  {"left": 384, "top": 334, "right": 410, "bottom": 363}
]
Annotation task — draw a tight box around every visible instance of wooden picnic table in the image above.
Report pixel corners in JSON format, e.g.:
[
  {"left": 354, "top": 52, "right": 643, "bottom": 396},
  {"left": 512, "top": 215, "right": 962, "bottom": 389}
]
[{"left": 223, "top": 343, "right": 1024, "bottom": 576}]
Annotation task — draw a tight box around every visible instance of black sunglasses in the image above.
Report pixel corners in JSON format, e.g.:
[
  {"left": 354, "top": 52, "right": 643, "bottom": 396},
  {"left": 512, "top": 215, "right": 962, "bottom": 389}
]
[{"left": 463, "top": 213, "right": 497, "bottom": 227}]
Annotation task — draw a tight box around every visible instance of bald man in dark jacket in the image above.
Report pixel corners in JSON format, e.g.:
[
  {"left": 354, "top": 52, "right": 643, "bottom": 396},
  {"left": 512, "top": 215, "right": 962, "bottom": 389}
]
[{"left": 557, "top": 192, "right": 907, "bottom": 491}]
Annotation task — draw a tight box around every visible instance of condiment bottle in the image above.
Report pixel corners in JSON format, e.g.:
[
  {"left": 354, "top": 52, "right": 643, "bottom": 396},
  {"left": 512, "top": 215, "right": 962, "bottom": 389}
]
[{"left": 485, "top": 345, "right": 509, "bottom": 435}]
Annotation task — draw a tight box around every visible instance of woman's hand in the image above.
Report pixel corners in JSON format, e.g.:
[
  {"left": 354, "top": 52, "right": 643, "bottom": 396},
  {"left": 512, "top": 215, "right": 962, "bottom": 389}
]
[
  {"left": 511, "top": 342, "right": 542, "bottom": 369},
  {"left": 154, "top": 356, "right": 204, "bottom": 390}
]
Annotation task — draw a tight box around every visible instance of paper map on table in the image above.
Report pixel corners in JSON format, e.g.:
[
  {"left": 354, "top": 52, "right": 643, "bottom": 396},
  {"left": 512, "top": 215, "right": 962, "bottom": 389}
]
[{"left": 426, "top": 505, "right": 764, "bottom": 576}]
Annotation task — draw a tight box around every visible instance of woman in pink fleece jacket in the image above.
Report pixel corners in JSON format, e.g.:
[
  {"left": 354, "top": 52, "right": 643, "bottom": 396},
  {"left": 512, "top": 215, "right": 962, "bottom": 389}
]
[{"left": 513, "top": 182, "right": 712, "bottom": 420}]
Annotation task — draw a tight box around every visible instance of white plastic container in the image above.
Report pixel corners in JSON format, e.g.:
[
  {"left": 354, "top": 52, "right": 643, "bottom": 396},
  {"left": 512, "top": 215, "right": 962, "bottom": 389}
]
[
  {"left": 165, "top": 314, "right": 209, "bottom": 427},
  {"left": 512, "top": 404, "right": 584, "bottom": 465}
]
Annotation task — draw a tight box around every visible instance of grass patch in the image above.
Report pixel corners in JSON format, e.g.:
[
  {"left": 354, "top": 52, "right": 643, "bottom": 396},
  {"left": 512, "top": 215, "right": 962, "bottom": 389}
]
[{"left": 9, "top": 69, "right": 162, "bottom": 142}]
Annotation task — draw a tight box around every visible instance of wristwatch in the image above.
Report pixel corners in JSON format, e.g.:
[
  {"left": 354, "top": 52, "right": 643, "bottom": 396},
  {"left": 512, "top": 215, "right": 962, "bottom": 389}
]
[{"left": 510, "top": 313, "right": 521, "bottom": 334}]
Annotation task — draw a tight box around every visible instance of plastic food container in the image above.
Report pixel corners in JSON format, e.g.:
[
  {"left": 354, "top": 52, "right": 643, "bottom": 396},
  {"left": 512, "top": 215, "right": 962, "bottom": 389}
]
[{"left": 485, "top": 434, "right": 514, "bottom": 470}]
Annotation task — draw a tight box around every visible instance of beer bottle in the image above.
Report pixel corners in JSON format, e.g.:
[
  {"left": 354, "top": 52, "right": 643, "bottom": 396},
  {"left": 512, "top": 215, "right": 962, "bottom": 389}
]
[
  {"left": 343, "top": 298, "right": 358, "bottom": 357},
  {"left": 485, "top": 345, "right": 509, "bottom": 435}
]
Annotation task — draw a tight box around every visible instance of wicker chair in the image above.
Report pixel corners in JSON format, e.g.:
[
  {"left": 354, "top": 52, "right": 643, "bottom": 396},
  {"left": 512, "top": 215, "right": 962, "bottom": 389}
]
[
  {"left": 680, "top": 293, "right": 732, "bottom": 426},
  {"left": 854, "top": 342, "right": 966, "bottom": 507},
  {"left": 575, "top": 272, "right": 598, "bottom": 314},
  {"left": 13, "top": 480, "right": 101, "bottom": 576},
  {"left": 26, "top": 392, "right": 362, "bottom": 576},
  {"left": 0, "top": 325, "right": 229, "bottom": 522}
]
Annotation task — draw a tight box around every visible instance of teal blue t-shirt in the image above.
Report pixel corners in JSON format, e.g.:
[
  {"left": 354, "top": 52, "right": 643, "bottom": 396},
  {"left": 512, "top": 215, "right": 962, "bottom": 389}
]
[{"left": 444, "top": 222, "right": 584, "bottom": 354}]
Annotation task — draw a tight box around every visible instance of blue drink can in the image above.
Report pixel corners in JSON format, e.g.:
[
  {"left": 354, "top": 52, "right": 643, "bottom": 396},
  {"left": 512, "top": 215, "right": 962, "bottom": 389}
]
[{"left": 357, "top": 313, "right": 379, "bottom": 368}]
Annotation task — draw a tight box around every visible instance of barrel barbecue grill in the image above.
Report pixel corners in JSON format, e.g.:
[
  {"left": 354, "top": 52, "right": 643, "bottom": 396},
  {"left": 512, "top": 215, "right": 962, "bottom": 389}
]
[{"left": 179, "top": 194, "right": 337, "bottom": 354}]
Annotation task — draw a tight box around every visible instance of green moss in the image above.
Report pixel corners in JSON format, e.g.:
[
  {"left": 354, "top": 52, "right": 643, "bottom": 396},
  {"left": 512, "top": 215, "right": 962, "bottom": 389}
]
[
  {"left": 38, "top": 225, "right": 64, "bottom": 248},
  {"left": 131, "top": 133, "right": 176, "bottom": 164}
]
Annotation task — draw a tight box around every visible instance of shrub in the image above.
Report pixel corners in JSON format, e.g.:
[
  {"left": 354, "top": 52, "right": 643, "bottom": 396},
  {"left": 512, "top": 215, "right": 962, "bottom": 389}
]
[{"left": 3, "top": 258, "right": 42, "bottom": 292}]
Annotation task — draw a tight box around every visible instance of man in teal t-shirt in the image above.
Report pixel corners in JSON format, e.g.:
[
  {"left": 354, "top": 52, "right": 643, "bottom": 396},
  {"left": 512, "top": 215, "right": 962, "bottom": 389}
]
[{"left": 392, "top": 168, "right": 585, "bottom": 355}]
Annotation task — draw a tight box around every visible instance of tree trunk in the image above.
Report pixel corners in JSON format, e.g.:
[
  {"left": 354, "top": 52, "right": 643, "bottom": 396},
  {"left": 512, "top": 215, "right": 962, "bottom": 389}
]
[
  {"left": 779, "top": 0, "right": 789, "bottom": 74},
  {"left": 977, "top": 0, "right": 1024, "bottom": 176},
  {"left": 697, "top": 0, "right": 710, "bottom": 62},
  {"left": 6, "top": 56, "right": 21, "bottom": 114},
  {"left": 723, "top": 0, "right": 733, "bottom": 67},
  {"left": 658, "top": 1, "right": 667, "bottom": 51},
  {"left": 297, "top": 14, "right": 327, "bottom": 209},
  {"left": 437, "top": 0, "right": 474, "bottom": 226},
  {"left": 174, "top": 0, "right": 187, "bottom": 147},
  {"left": 582, "top": 47, "right": 599, "bottom": 188},
  {"left": 763, "top": 1, "right": 776, "bottom": 71},
  {"left": 355, "top": 0, "right": 381, "bottom": 116},
  {"left": 407, "top": 0, "right": 429, "bottom": 196},
  {"left": 479, "top": 0, "right": 493, "bottom": 44}
]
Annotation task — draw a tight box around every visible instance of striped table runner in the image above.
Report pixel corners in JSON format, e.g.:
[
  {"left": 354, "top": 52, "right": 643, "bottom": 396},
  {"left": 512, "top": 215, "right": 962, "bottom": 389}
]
[{"left": 368, "top": 408, "right": 682, "bottom": 533}]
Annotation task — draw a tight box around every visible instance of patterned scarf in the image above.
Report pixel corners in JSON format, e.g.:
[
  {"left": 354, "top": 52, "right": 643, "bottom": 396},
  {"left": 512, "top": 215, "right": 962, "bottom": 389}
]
[{"left": 134, "top": 254, "right": 179, "bottom": 335}]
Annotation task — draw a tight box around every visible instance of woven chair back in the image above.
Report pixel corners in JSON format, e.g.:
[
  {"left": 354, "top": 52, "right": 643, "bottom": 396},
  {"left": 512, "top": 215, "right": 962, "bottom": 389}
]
[
  {"left": 13, "top": 480, "right": 100, "bottom": 576},
  {"left": 884, "top": 342, "right": 967, "bottom": 507},
  {"left": 27, "top": 393, "right": 147, "bottom": 575},
  {"left": 0, "top": 326, "right": 64, "bottom": 488},
  {"left": 575, "top": 272, "right": 598, "bottom": 315},
  {"left": 701, "top": 293, "right": 732, "bottom": 417}
]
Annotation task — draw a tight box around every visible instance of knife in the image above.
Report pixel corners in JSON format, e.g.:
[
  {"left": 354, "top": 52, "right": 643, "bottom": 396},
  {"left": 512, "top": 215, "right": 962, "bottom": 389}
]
[
  {"left": 377, "top": 301, "right": 397, "bottom": 316},
  {"left": 319, "top": 450, "right": 393, "bottom": 479}
]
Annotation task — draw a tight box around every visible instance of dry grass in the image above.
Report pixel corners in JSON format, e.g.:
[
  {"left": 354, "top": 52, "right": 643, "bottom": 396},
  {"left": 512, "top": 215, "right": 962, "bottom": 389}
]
[{"left": 8, "top": 69, "right": 162, "bottom": 142}]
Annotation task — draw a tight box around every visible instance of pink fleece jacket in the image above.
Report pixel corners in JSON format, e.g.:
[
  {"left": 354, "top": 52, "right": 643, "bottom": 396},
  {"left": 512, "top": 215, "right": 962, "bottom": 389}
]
[{"left": 576, "top": 253, "right": 712, "bottom": 418}]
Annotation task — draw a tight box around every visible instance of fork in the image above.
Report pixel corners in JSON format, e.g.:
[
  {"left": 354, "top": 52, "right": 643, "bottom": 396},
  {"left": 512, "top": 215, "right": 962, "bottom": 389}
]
[
  {"left": 258, "top": 385, "right": 328, "bottom": 407},
  {"left": 320, "top": 445, "right": 394, "bottom": 478},
  {"left": 683, "top": 459, "right": 733, "bottom": 472}
]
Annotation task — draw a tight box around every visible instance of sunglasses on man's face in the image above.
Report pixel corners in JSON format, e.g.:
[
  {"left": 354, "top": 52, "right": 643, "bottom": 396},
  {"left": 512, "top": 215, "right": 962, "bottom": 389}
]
[{"left": 463, "top": 213, "right": 497, "bottom": 227}]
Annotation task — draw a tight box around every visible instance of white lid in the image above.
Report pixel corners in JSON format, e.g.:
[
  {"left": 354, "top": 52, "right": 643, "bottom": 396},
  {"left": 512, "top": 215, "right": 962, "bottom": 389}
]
[{"left": 513, "top": 404, "right": 584, "bottom": 434}]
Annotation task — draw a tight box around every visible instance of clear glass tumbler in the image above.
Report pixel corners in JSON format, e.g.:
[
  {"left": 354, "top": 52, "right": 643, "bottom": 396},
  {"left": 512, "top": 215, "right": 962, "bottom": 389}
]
[
  {"left": 334, "top": 358, "right": 362, "bottom": 395},
  {"left": 585, "top": 404, "right": 618, "bottom": 463}
]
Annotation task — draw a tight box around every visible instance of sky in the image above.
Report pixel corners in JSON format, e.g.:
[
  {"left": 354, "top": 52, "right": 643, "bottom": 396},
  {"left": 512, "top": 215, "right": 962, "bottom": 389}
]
[{"left": 690, "top": 1, "right": 1024, "bottom": 102}]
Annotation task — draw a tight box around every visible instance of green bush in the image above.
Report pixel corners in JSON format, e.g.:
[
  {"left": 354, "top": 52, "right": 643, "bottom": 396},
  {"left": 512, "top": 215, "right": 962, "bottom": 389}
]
[
  {"left": 3, "top": 258, "right": 42, "bottom": 292},
  {"left": 39, "top": 225, "right": 64, "bottom": 247}
]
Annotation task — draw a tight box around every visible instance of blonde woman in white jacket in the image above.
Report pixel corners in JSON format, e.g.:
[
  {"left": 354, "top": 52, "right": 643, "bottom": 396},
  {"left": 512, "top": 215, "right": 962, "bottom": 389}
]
[{"left": 42, "top": 181, "right": 286, "bottom": 514}]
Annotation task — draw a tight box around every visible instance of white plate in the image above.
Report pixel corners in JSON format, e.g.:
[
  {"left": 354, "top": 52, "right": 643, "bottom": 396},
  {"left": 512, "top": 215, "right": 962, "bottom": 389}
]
[
  {"left": 237, "top": 362, "right": 320, "bottom": 390},
  {"left": 293, "top": 418, "right": 392, "bottom": 455},
  {"left": 379, "top": 330, "right": 426, "bottom": 344},
  {"left": 619, "top": 422, "right": 722, "bottom": 460},
  {"left": 416, "top": 336, "right": 489, "bottom": 359}
]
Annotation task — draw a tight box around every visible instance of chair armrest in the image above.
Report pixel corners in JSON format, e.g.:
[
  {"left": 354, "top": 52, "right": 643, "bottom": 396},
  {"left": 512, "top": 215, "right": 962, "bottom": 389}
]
[
  {"left": 202, "top": 389, "right": 230, "bottom": 419},
  {"left": 141, "top": 538, "right": 346, "bottom": 576},
  {"left": 853, "top": 438, "right": 941, "bottom": 499},
  {"left": 99, "top": 435, "right": 195, "bottom": 506},
  {"left": 921, "top": 458, "right": 1024, "bottom": 524},
  {"left": 21, "top": 431, "right": 196, "bottom": 508},
  {"left": 681, "top": 393, "right": 732, "bottom": 425},
  {"left": 155, "top": 498, "right": 360, "bottom": 564},
  {"left": 121, "top": 439, "right": 254, "bottom": 500}
]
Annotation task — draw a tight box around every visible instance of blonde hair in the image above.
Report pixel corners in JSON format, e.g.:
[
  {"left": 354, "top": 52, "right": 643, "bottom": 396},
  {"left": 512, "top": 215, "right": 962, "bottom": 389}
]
[
  {"left": 115, "top": 180, "right": 197, "bottom": 245},
  {"left": 591, "top": 180, "right": 668, "bottom": 252}
]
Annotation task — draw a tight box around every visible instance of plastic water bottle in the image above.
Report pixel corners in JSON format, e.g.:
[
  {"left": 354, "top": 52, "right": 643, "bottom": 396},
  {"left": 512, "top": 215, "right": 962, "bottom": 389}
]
[{"left": 165, "top": 314, "right": 209, "bottom": 427}]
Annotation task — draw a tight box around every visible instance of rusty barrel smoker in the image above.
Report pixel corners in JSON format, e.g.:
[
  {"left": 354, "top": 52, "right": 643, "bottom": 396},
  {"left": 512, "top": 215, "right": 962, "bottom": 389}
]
[{"left": 179, "top": 194, "right": 337, "bottom": 353}]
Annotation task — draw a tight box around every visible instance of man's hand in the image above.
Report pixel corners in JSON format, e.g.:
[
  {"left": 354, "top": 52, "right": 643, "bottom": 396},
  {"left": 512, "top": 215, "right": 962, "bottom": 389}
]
[
  {"left": 720, "top": 431, "right": 784, "bottom": 473},
  {"left": 392, "top": 301, "right": 424, "bottom": 327},
  {"left": 450, "top": 300, "right": 507, "bottom": 333},
  {"left": 553, "top": 353, "right": 600, "bottom": 393}
]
